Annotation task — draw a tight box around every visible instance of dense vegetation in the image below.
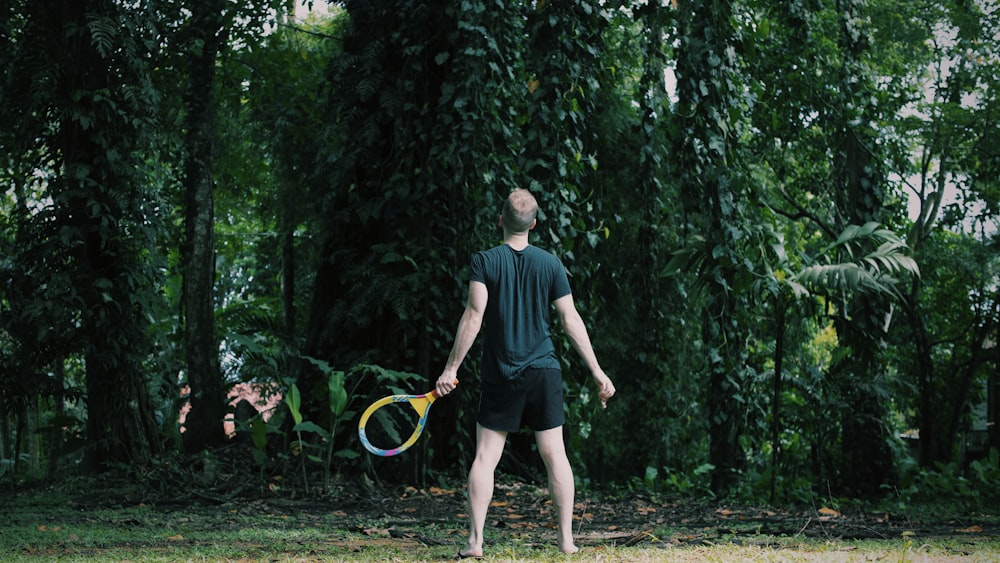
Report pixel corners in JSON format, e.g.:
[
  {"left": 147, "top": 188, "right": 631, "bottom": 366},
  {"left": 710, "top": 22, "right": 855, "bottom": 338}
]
[{"left": 1, "top": 0, "right": 998, "bottom": 508}]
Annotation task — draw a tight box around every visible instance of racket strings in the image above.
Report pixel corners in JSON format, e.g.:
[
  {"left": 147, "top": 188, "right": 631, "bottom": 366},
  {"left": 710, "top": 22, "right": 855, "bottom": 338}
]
[{"left": 362, "top": 399, "right": 424, "bottom": 453}]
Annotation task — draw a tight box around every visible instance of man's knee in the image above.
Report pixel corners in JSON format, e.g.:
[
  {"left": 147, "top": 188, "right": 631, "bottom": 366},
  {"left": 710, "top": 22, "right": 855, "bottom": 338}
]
[{"left": 534, "top": 427, "right": 567, "bottom": 460}]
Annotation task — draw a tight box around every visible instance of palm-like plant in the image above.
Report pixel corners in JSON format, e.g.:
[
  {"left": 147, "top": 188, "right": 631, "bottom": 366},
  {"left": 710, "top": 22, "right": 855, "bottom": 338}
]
[
  {"left": 787, "top": 222, "right": 919, "bottom": 301},
  {"left": 666, "top": 221, "right": 919, "bottom": 501},
  {"left": 766, "top": 222, "right": 919, "bottom": 501}
]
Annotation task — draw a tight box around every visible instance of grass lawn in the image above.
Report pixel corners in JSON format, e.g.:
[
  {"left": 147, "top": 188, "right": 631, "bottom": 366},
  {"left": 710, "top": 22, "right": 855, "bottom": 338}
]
[{"left": 1, "top": 478, "right": 997, "bottom": 562}]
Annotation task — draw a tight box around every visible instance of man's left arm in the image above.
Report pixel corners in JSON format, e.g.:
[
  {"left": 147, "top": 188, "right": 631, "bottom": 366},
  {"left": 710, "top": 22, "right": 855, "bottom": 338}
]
[{"left": 554, "top": 294, "right": 616, "bottom": 407}]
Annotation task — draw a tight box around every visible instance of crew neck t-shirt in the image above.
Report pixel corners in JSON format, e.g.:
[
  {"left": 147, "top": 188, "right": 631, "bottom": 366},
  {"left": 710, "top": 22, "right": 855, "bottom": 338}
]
[{"left": 469, "top": 244, "right": 572, "bottom": 383}]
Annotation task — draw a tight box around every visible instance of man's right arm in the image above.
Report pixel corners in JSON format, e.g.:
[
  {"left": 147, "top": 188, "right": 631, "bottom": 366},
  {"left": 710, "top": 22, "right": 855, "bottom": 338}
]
[{"left": 436, "top": 281, "right": 488, "bottom": 396}]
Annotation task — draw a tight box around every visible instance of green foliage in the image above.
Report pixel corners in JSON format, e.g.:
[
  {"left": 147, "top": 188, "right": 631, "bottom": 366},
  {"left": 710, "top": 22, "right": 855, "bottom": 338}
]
[
  {"left": 885, "top": 230, "right": 999, "bottom": 468},
  {"left": 228, "top": 315, "right": 424, "bottom": 487},
  {"left": 792, "top": 222, "right": 919, "bottom": 299},
  {"left": 284, "top": 383, "right": 304, "bottom": 426},
  {"left": 0, "top": 0, "right": 169, "bottom": 469},
  {"left": 249, "top": 414, "right": 269, "bottom": 477},
  {"left": 640, "top": 463, "right": 715, "bottom": 498},
  {"left": 896, "top": 449, "right": 1000, "bottom": 511},
  {"left": 1, "top": 0, "right": 998, "bottom": 507}
]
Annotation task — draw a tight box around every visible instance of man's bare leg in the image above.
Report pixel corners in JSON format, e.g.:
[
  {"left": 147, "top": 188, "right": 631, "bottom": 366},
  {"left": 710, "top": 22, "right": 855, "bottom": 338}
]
[
  {"left": 461, "top": 424, "right": 507, "bottom": 558},
  {"left": 535, "top": 426, "right": 579, "bottom": 554}
]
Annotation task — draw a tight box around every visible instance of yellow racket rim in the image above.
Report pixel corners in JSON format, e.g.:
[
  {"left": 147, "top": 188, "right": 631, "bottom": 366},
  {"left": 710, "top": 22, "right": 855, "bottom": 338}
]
[{"left": 357, "top": 391, "right": 438, "bottom": 457}]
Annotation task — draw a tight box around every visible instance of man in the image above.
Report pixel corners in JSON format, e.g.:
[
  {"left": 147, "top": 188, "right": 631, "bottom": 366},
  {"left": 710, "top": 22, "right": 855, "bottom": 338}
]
[{"left": 435, "top": 188, "right": 616, "bottom": 558}]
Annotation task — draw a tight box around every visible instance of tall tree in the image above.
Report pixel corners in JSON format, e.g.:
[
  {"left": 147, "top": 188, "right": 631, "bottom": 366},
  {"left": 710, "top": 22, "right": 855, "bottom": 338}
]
[
  {"left": 11, "top": 0, "right": 165, "bottom": 469},
  {"left": 307, "top": 0, "right": 451, "bottom": 361},
  {"left": 304, "top": 0, "right": 492, "bottom": 478},
  {"left": 825, "top": 0, "right": 900, "bottom": 496},
  {"left": 236, "top": 8, "right": 344, "bottom": 344},
  {"left": 180, "top": 0, "right": 228, "bottom": 450},
  {"left": 893, "top": 0, "right": 1000, "bottom": 467},
  {"left": 575, "top": 3, "right": 704, "bottom": 482},
  {"left": 673, "top": 0, "right": 753, "bottom": 494},
  {"left": 741, "top": 0, "right": 930, "bottom": 496}
]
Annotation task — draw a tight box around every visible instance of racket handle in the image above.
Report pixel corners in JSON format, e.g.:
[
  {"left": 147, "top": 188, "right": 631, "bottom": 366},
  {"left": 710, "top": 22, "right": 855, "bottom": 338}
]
[{"left": 429, "top": 379, "right": 458, "bottom": 399}]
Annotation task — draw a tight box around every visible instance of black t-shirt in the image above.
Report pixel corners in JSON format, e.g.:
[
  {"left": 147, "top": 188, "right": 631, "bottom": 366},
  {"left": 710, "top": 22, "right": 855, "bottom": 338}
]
[{"left": 469, "top": 244, "right": 572, "bottom": 383}]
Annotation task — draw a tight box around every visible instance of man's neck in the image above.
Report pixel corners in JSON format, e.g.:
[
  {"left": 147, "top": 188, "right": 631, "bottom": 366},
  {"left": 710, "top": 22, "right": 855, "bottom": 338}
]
[{"left": 504, "top": 232, "right": 530, "bottom": 251}]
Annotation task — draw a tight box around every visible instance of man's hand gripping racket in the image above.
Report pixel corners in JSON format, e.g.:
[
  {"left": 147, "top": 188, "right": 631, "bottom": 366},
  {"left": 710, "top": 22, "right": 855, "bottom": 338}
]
[{"left": 357, "top": 380, "right": 457, "bottom": 457}]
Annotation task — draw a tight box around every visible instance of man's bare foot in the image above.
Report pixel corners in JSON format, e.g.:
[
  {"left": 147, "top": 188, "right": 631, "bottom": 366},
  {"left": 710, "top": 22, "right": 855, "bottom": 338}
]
[
  {"left": 455, "top": 546, "right": 483, "bottom": 559},
  {"left": 560, "top": 543, "right": 579, "bottom": 554}
]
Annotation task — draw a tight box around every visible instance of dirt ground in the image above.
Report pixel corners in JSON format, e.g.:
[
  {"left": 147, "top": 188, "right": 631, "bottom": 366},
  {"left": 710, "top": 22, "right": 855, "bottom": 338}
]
[
  {"left": 317, "top": 479, "right": 997, "bottom": 549},
  {"left": 5, "top": 467, "right": 999, "bottom": 562},
  {"left": 123, "top": 473, "right": 997, "bottom": 553}
]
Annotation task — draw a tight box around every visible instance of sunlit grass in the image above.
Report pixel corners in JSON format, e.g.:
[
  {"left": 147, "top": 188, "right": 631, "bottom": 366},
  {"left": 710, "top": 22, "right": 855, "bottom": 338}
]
[
  {"left": 3, "top": 542, "right": 1000, "bottom": 562},
  {"left": 2, "top": 486, "right": 998, "bottom": 562},
  {"left": 3, "top": 522, "right": 998, "bottom": 562}
]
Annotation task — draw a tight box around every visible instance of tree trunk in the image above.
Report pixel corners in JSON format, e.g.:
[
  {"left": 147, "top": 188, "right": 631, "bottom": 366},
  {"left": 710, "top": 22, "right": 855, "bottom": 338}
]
[
  {"left": 991, "top": 317, "right": 1000, "bottom": 453},
  {"left": 675, "top": 0, "right": 746, "bottom": 495},
  {"left": 830, "top": 0, "right": 895, "bottom": 497},
  {"left": 945, "top": 321, "right": 994, "bottom": 464},
  {"left": 45, "top": 359, "right": 66, "bottom": 479},
  {"left": 48, "top": 0, "right": 162, "bottom": 471},
  {"left": 907, "top": 287, "right": 941, "bottom": 466},
  {"left": 84, "top": 343, "right": 163, "bottom": 469},
  {"left": 182, "top": 0, "right": 228, "bottom": 451},
  {"left": 281, "top": 227, "right": 296, "bottom": 339},
  {"left": 770, "top": 299, "right": 786, "bottom": 504}
]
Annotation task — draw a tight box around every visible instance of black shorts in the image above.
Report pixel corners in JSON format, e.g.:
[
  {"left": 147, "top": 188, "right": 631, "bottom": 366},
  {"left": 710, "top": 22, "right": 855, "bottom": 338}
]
[{"left": 477, "top": 368, "right": 565, "bottom": 433}]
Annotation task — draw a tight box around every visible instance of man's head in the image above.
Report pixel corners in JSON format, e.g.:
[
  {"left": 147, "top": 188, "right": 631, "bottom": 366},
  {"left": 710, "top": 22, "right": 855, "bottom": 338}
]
[{"left": 501, "top": 188, "right": 538, "bottom": 234}]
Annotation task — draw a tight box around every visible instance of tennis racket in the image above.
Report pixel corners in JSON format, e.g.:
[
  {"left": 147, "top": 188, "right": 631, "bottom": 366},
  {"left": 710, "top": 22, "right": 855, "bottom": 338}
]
[{"left": 357, "top": 381, "right": 456, "bottom": 457}]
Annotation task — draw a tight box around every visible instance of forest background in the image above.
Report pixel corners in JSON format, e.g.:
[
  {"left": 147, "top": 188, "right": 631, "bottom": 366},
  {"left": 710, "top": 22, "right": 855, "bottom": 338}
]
[{"left": 1, "top": 0, "right": 998, "bottom": 510}]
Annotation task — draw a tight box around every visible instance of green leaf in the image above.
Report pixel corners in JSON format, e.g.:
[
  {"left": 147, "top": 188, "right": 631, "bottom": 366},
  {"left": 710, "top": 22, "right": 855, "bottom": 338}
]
[
  {"left": 329, "top": 371, "right": 348, "bottom": 417},
  {"left": 285, "top": 383, "right": 303, "bottom": 425},
  {"left": 252, "top": 449, "right": 266, "bottom": 465},
  {"left": 303, "top": 355, "right": 334, "bottom": 374},
  {"left": 250, "top": 416, "right": 268, "bottom": 450},
  {"left": 293, "top": 421, "right": 329, "bottom": 438}
]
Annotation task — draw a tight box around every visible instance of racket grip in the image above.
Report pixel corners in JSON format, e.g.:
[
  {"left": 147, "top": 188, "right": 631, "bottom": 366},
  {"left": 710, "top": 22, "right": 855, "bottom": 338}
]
[{"left": 429, "top": 379, "right": 458, "bottom": 399}]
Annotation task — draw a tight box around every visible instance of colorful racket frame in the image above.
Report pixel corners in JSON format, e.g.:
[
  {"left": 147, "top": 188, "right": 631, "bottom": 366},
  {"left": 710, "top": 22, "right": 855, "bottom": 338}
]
[{"left": 357, "top": 388, "right": 443, "bottom": 457}]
